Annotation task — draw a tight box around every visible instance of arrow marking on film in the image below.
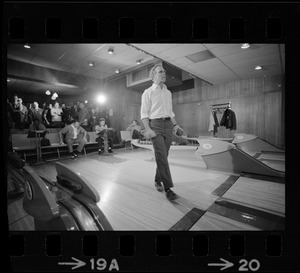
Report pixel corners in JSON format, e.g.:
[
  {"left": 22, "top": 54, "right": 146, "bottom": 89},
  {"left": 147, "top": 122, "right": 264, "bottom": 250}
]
[
  {"left": 208, "top": 258, "right": 234, "bottom": 271},
  {"left": 58, "top": 257, "right": 86, "bottom": 270}
]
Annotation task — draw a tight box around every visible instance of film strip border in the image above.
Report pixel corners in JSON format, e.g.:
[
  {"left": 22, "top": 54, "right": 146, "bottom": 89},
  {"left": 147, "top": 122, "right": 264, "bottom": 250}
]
[
  {"left": 4, "top": 2, "right": 300, "bottom": 272},
  {"left": 3, "top": 3, "right": 299, "bottom": 42},
  {"left": 9, "top": 231, "right": 285, "bottom": 272}
]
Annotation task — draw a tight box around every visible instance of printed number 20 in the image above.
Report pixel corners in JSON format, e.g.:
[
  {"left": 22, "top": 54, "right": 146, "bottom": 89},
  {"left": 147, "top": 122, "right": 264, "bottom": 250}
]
[{"left": 239, "top": 259, "right": 260, "bottom": 271}]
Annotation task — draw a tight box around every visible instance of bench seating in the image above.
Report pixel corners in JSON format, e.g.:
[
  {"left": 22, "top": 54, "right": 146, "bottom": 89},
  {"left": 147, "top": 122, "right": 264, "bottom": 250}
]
[{"left": 12, "top": 132, "right": 100, "bottom": 162}]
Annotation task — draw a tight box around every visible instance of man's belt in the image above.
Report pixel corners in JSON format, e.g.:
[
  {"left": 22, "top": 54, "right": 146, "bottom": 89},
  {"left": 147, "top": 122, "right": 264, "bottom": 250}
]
[{"left": 150, "top": 117, "right": 171, "bottom": 121}]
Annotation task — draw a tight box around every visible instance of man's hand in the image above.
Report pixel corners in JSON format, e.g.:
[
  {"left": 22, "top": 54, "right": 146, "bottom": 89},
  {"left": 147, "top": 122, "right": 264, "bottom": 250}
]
[
  {"left": 142, "top": 128, "right": 157, "bottom": 139},
  {"left": 173, "top": 125, "right": 184, "bottom": 136}
]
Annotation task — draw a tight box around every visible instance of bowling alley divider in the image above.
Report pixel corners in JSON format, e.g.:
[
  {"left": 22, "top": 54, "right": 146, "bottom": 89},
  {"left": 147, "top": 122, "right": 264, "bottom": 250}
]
[{"left": 4, "top": 2, "right": 299, "bottom": 272}]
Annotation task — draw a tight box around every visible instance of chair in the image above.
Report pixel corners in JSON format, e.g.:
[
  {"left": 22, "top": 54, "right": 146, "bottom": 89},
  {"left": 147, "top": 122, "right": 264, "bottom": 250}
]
[{"left": 120, "top": 131, "right": 133, "bottom": 150}]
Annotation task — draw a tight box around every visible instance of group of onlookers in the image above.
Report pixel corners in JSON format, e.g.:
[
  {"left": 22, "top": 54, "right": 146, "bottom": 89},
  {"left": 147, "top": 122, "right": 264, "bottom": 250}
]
[{"left": 7, "top": 95, "right": 111, "bottom": 132}]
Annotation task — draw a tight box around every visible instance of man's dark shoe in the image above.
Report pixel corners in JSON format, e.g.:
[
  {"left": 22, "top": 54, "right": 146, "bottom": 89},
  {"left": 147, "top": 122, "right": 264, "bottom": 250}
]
[
  {"left": 155, "top": 182, "right": 163, "bottom": 192},
  {"left": 165, "top": 189, "right": 177, "bottom": 200}
]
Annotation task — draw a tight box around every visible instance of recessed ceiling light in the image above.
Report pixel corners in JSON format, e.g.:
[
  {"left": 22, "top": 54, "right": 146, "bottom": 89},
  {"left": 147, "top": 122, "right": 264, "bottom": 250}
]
[
  {"left": 24, "top": 44, "right": 31, "bottom": 49},
  {"left": 115, "top": 69, "right": 120, "bottom": 73},
  {"left": 88, "top": 62, "right": 94, "bottom": 67},
  {"left": 241, "top": 43, "right": 250, "bottom": 49},
  {"left": 255, "top": 65, "right": 262, "bottom": 70},
  {"left": 136, "top": 59, "right": 142, "bottom": 65}
]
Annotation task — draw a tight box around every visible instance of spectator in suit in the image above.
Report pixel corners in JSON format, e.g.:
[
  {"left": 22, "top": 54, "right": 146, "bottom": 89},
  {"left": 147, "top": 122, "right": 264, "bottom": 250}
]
[
  {"left": 28, "top": 101, "right": 43, "bottom": 124},
  {"left": 58, "top": 118, "right": 88, "bottom": 159},
  {"left": 126, "top": 119, "right": 143, "bottom": 140}
]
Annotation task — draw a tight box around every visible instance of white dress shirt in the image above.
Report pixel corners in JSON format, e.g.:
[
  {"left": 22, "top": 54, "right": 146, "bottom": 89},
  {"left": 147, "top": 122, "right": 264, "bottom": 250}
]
[
  {"left": 71, "top": 124, "right": 78, "bottom": 139},
  {"left": 141, "top": 83, "right": 175, "bottom": 120}
]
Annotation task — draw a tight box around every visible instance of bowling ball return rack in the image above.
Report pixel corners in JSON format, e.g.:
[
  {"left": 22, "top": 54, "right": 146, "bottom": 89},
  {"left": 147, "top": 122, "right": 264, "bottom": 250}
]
[{"left": 7, "top": 152, "right": 113, "bottom": 231}]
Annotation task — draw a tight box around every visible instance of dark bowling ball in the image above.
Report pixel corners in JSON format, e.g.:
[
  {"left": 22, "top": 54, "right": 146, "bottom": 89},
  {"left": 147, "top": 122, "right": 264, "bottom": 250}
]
[{"left": 176, "top": 128, "right": 184, "bottom": 136}]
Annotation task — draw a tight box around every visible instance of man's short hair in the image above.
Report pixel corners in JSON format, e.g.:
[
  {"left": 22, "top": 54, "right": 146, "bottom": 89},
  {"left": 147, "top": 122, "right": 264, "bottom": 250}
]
[
  {"left": 72, "top": 117, "right": 79, "bottom": 123},
  {"left": 149, "top": 64, "right": 163, "bottom": 81}
]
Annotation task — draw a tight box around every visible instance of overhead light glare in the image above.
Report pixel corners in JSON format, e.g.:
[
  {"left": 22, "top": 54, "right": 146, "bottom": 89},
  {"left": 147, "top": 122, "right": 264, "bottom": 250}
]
[
  {"left": 24, "top": 44, "right": 31, "bottom": 49},
  {"left": 96, "top": 94, "right": 107, "bottom": 104},
  {"left": 255, "top": 65, "right": 262, "bottom": 70},
  {"left": 85, "top": 100, "right": 88, "bottom": 104},
  {"left": 45, "top": 90, "right": 51, "bottom": 95},
  {"left": 88, "top": 61, "right": 94, "bottom": 67},
  {"left": 136, "top": 59, "right": 142, "bottom": 65},
  {"left": 241, "top": 43, "right": 250, "bottom": 49},
  {"left": 7, "top": 79, "right": 10, "bottom": 82},
  {"left": 115, "top": 69, "right": 120, "bottom": 73}
]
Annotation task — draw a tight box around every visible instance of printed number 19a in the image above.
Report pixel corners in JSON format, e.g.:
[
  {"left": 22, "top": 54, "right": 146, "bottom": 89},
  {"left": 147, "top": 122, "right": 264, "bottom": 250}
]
[{"left": 239, "top": 259, "right": 260, "bottom": 271}]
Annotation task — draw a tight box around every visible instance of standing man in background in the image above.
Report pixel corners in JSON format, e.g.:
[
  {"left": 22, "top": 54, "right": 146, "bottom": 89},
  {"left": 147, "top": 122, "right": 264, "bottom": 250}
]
[{"left": 141, "top": 64, "right": 183, "bottom": 201}]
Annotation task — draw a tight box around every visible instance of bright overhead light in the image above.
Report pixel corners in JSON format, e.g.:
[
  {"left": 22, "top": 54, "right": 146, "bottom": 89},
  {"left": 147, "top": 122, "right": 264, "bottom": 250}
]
[
  {"left": 7, "top": 79, "right": 10, "bottom": 82},
  {"left": 45, "top": 90, "right": 51, "bottom": 95},
  {"left": 115, "top": 69, "right": 120, "bottom": 73},
  {"left": 108, "top": 47, "right": 114, "bottom": 54},
  {"left": 53, "top": 92, "right": 58, "bottom": 98},
  {"left": 85, "top": 100, "right": 88, "bottom": 104},
  {"left": 255, "top": 65, "right": 263, "bottom": 70},
  {"left": 88, "top": 61, "right": 94, "bottom": 67},
  {"left": 96, "top": 94, "right": 107, "bottom": 104},
  {"left": 136, "top": 59, "right": 142, "bottom": 65},
  {"left": 24, "top": 44, "right": 31, "bottom": 49},
  {"left": 241, "top": 43, "right": 250, "bottom": 49}
]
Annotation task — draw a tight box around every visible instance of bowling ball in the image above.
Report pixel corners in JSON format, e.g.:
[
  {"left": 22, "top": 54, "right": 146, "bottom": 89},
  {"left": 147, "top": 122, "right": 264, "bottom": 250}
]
[{"left": 176, "top": 128, "right": 184, "bottom": 136}]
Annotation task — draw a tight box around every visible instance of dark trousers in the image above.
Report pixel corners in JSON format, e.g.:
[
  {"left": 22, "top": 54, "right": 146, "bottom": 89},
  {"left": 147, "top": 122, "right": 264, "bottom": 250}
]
[
  {"left": 66, "top": 134, "right": 86, "bottom": 153},
  {"left": 149, "top": 119, "right": 174, "bottom": 189},
  {"left": 132, "top": 129, "right": 144, "bottom": 140},
  {"left": 96, "top": 136, "right": 113, "bottom": 150}
]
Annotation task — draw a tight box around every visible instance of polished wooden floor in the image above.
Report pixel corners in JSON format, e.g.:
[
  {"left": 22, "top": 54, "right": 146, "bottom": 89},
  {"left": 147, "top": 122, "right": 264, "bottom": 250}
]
[{"left": 14, "top": 145, "right": 282, "bottom": 231}]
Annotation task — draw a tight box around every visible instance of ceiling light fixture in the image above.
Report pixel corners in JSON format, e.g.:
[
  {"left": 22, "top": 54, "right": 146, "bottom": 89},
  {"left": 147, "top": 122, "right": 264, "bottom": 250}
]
[
  {"left": 24, "top": 44, "right": 31, "bottom": 49},
  {"left": 255, "top": 65, "right": 263, "bottom": 70},
  {"left": 241, "top": 43, "right": 250, "bottom": 49},
  {"left": 136, "top": 59, "right": 142, "bottom": 65},
  {"left": 108, "top": 47, "right": 114, "bottom": 54},
  {"left": 88, "top": 61, "right": 94, "bottom": 67},
  {"left": 45, "top": 90, "right": 51, "bottom": 95},
  {"left": 115, "top": 69, "right": 120, "bottom": 73}
]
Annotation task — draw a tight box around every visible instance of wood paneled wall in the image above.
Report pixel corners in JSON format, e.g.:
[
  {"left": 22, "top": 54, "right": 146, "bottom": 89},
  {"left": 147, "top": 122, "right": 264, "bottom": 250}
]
[
  {"left": 104, "top": 73, "right": 284, "bottom": 148},
  {"left": 172, "top": 74, "right": 284, "bottom": 149}
]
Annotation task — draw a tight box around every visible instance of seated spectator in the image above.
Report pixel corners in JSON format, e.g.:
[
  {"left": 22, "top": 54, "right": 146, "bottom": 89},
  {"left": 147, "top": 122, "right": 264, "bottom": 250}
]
[
  {"left": 58, "top": 118, "right": 88, "bottom": 159},
  {"left": 51, "top": 101, "right": 63, "bottom": 127},
  {"left": 28, "top": 118, "right": 48, "bottom": 138},
  {"left": 126, "top": 119, "right": 143, "bottom": 139},
  {"left": 95, "top": 118, "right": 113, "bottom": 155}
]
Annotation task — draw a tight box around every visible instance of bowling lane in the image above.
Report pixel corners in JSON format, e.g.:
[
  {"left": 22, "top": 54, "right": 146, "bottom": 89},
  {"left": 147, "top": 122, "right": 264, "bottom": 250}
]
[
  {"left": 190, "top": 211, "right": 260, "bottom": 231},
  {"left": 32, "top": 148, "right": 232, "bottom": 230},
  {"left": 222, "top": 176, "right": 285, "bottom": 216},
  {"left": 256, "top": 152, "right": 285, "bottom": 172}
]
